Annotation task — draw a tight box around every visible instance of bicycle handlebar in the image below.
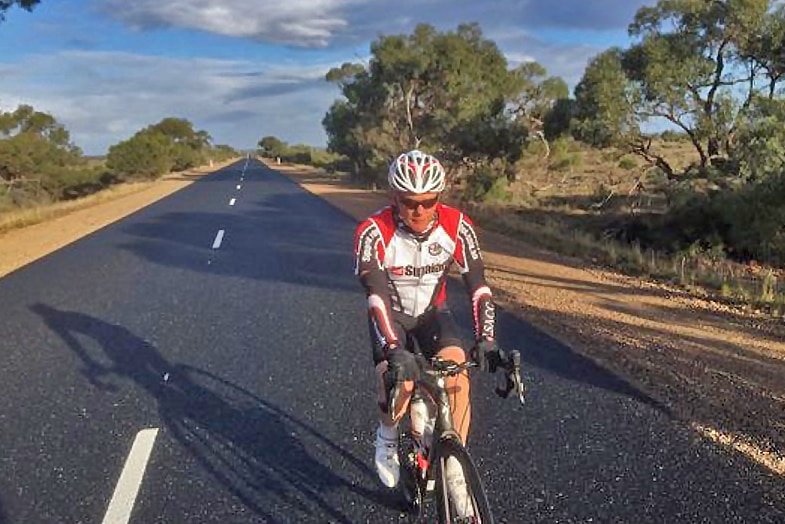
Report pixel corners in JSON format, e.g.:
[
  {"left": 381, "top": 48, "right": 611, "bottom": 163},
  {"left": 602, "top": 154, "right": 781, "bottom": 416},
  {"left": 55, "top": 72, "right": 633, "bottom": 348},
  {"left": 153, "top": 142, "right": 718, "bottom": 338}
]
[
  {"left": 426, "top": 348, "right": 526, "bottom": 406},
  {"left": 426, "top": 356, "right": 478, "bottom": 377}
]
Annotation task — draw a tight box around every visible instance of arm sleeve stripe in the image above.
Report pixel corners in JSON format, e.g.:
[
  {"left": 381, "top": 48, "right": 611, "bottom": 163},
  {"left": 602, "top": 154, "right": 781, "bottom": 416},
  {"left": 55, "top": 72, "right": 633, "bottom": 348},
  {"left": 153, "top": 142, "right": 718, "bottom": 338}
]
[
  {"left": 354, "top": 221, "right": 384, "bottom": 274},
  {"left": 369, "top": 294, "right": 397, "bottom": 344},
  {"left": 472, "top": 286, "right": 492, "bottom": 338}
]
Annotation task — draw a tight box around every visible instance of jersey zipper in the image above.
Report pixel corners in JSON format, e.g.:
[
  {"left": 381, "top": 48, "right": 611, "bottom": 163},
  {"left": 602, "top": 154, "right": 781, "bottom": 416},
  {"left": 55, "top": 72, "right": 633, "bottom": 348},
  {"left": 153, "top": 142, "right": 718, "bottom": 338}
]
[{"left": 414, "top": 237, "right": 424, "bottom": 315}]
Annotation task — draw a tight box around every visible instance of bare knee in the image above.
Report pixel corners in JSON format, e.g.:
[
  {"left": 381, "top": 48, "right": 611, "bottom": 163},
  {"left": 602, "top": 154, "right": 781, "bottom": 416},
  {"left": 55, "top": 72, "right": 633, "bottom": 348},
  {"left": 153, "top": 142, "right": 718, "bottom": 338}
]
[{"left": 437, "top": 345, "right": 466, "bottom": 364}]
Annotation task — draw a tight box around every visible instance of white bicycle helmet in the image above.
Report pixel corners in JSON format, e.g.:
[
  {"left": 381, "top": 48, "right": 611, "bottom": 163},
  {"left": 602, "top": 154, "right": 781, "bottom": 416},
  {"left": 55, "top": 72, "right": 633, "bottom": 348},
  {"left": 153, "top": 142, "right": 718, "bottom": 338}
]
[{"left": 388, "top": 150, "right": 446, "bottom": 193}]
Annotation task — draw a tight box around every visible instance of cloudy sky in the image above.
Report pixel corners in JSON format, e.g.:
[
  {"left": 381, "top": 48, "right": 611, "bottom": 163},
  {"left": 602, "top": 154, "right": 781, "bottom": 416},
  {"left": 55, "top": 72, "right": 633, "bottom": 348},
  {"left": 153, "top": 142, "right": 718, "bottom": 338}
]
[{"left": 0, "top": 0, "right": 652, "bottom": 155}]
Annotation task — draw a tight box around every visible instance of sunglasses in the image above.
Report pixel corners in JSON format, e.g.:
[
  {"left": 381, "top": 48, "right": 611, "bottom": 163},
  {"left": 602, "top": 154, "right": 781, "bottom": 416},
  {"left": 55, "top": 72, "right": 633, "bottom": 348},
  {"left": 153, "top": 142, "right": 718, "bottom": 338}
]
[{"left": 397, "top": 195, "right": 439, "bottom": 211}]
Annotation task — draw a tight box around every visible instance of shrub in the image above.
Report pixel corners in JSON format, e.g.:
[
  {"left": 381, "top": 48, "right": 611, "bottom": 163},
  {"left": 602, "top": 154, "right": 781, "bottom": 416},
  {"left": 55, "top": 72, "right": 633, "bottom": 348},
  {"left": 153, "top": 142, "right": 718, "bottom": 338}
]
[
  {"left": 106, "top": 131, "right": 172, "bottom": 180},
  {"left": 483, "top": 176, "right": 512, "bottom": 203},
  {"left": 170, "top": 142, "right": 203, "bottom": 171},
  {"left": 550, "top": 152, "right": 581, "bottom": 171}
]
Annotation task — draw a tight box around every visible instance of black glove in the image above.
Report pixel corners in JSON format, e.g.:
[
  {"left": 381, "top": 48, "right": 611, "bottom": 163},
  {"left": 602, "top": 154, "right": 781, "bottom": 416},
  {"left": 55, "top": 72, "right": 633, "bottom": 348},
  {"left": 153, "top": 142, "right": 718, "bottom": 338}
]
[
  {"left": 474, "top": 339, "right": 503, "bottom": 373},
  {"left": 385, "top": 348, "right": 419, "bottom": 417},
  {"left": 386, "top": 348, "right": 420, "bottom": 383}
]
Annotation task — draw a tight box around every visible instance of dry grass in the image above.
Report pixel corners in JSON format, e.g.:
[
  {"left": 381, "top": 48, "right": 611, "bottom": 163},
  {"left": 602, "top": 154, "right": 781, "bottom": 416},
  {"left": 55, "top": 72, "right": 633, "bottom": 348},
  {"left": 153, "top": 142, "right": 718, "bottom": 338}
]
[
  {"left": 0, "top": 182, "right": 158, "bottom": 235},
  {"left": 470, "top": 202, "right": 785, "bottom": 317},
  {"left": 0, "top": 160, "right": 232, "bottom": 235},
  {"left": 509, "top": 138, "right": 698, "bottom": 211}
]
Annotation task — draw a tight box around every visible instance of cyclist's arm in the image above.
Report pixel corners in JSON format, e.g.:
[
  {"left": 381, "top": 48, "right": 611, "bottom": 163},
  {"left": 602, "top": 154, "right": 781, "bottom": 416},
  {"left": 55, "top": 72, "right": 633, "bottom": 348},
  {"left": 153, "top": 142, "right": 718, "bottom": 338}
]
[
  {"left": 354, "top": 219, "right": 399, "bottom": 352},
  {"left": 455, "top": 215, "right": 496, "bottom": 341}
]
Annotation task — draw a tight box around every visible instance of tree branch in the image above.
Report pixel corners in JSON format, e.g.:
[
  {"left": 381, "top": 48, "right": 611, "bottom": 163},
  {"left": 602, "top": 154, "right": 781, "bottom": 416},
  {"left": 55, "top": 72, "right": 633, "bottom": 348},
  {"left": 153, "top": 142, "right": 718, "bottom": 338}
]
[{"left": 629, "top": 136, "right": 676, "bottom": 179}]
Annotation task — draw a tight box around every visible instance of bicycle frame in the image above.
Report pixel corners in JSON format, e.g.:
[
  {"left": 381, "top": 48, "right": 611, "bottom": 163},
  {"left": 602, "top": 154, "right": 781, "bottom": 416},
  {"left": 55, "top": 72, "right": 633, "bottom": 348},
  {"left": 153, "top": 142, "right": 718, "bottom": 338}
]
[
  {"left": 396, "top": 354, "right": 475, "bottom": 496},
  {"left": 411, "top": 355, "right": 464, "bottom": 447},
  {"left": 396, "top": 349, "right": 524, "bottom": 522}
]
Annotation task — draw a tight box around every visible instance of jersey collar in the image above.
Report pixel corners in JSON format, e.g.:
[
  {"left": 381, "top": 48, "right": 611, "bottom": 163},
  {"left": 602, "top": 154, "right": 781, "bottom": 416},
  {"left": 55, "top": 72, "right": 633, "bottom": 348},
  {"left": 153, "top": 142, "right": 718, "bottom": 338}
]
[{"left": 394, "top": 207, "right": 439, "bottom": 241}]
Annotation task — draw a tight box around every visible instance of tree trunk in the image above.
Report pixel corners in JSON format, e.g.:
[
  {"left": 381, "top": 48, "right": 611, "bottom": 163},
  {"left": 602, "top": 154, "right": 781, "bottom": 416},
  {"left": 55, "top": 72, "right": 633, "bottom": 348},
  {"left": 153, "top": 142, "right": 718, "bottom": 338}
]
[
  {"left": 687, "top": 133, "right": 708, "bottom": 168},
  {"left": 708, "top": 137, "right": 719, "bottom": 158}
]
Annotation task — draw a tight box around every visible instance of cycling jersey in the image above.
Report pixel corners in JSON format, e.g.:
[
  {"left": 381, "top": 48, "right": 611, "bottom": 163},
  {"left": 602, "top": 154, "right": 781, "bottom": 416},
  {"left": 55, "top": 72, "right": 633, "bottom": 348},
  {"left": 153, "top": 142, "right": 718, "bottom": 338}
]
[{"left": 354, "top": 203, "right": 495, "bottom": 352}]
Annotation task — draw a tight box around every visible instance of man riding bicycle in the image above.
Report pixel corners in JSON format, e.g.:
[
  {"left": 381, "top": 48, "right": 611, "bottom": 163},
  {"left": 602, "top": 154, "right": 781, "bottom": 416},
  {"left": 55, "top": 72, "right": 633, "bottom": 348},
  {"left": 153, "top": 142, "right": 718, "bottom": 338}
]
[{"left": 353, "top": 150, "right": 501, "bottom": 516}]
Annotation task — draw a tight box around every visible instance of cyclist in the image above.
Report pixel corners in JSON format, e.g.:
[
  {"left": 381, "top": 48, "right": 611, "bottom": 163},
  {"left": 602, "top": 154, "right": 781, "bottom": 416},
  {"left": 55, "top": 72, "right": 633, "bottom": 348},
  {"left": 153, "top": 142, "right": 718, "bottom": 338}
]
[{"left": 353, "top": 149, "right": 500, "bottom": 516}]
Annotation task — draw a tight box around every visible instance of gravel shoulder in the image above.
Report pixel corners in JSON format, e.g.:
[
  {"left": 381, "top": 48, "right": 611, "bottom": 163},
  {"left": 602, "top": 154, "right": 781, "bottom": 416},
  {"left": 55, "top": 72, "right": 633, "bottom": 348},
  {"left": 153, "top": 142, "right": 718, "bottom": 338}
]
[{"left": 1, "top": 158, "right": 783, "bottom": 477}]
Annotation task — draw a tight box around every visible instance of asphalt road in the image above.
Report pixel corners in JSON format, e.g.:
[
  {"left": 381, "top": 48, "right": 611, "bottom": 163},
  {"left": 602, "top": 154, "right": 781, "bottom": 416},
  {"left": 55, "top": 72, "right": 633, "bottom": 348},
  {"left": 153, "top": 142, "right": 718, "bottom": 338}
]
[{"left": 0, "top": 158, "right": 782, "bottom": 523}]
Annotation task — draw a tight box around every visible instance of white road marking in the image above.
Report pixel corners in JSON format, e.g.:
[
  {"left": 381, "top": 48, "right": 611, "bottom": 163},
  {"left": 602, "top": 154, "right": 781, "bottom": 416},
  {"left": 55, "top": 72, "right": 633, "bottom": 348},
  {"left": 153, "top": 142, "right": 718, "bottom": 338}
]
[
  {"left": 236, "top": 184, "right": 242, "bottom": 190},
  {"left": 212, "top": 230, "right": 225, "bottom": 249},
  {"left": 692, "top": 423, "right": 785, "bottom": 475},
  {"left": 229, "top": 198, "right": 236, "bottom": 206},
  {"left": 102, "top": 428, "right": 159, "bottom": 524}
]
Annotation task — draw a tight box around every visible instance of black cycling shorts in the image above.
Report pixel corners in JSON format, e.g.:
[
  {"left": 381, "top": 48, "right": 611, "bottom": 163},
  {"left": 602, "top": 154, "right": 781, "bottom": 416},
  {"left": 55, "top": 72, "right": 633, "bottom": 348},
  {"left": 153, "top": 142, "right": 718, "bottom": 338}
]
[{"left": 369, "top": 306, "right": 466, "bottom": 364}]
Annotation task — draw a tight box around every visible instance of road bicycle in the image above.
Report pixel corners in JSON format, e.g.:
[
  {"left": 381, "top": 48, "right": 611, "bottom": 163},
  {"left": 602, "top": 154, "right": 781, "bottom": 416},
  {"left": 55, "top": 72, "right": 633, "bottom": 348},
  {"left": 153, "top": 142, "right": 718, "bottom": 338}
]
[{"left": 393, "top": 346, "right": 526, "bottom": 523}]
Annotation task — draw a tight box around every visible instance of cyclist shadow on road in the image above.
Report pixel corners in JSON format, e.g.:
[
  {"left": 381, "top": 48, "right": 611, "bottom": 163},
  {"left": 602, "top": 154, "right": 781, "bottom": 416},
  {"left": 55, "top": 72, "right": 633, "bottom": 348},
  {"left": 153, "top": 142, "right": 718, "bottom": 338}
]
[{"left": 31, "top": 303, "right": 398, "bottom": 522}]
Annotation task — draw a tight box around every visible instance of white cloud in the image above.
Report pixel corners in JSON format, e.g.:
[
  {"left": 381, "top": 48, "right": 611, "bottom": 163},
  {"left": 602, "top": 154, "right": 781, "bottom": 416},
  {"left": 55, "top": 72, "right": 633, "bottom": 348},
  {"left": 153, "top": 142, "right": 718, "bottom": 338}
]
[
  {"left": 97, "top": 0, "right": 363, "bottom": 47},
  {"left": 0, "top": 50, "right": 341, "bottom": 154},
  {"left": 95, "top": 0, "right": 651, "bottom": 47},
  {"left": 494, "top": 31, "right": 602, "bottom": 89},
  {"left": 509, "top": 44, "right": 602, "bottom": 89}
]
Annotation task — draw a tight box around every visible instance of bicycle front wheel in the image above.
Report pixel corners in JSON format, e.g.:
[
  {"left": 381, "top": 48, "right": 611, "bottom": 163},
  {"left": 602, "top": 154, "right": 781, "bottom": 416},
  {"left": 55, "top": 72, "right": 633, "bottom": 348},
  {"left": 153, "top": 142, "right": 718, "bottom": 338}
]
[{"left": 434, "top": 437, "right": 493, "bottom": 524}]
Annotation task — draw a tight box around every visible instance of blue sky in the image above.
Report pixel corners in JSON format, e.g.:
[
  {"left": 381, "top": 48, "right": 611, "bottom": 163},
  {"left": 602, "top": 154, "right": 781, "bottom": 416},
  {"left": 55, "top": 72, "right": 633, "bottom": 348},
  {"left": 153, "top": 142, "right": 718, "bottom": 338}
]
[{"left": 0, "top": 0, "right": 652, "bottom": 155}]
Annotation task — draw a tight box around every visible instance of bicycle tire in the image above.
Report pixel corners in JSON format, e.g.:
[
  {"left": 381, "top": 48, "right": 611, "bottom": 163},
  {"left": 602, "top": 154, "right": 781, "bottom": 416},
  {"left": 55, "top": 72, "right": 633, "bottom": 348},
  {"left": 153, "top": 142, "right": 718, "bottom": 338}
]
[
  {"left": 434, "top": 437, "right": 494, "bottom": 524},
  {"left": 398, "top": 433, "right": 425, "bottom": 521}
]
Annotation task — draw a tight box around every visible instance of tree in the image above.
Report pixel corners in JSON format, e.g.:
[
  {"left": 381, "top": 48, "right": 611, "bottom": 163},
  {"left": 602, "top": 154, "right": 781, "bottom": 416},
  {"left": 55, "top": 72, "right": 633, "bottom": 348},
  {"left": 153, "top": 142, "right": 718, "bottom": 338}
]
[
  {"left": 210, "top": 144, "right": 239, "bottom": 162},
  {"left": 106, "top": 130, "right": 172, "bottom": 180},
  {"left": 145, "top": 117, "right": 211, "bottom": 170},
  {"left": 543, "top": 98, "right": 575, "bottom": 140},
  {"left": 322, "top": 101, "right": 365, "bottom": 175},
  {"left": 257, "top": 135, "right": 287, "bottom": 158},
  {"left": 0, "top": 104, "right": 101, "bottom": 206},
  {"left": 323, "top": 61, "right": 387, "bottom": 184},
  {"left": 509, "top": 61, "right": 569, "bottom": 156},
  {"left": 148, "top": 117, "right": 210, "bottom": 149},
  {"left": 324, "top": 23, "right": 526, "bottom": 189},
  {"left": 0, "top": 105, "right": 82, "bottom": 182},
  {"left": 104, "top": 117, "right": 213, "bottom": 179},
  {"left": 572, "top": 48, "right": 638, "bottom": 148},
  {"left": 730, "top": 96, "right": 785, "bottom": 181},
  {"left": 0, "top": 0, "right": 39, "bottom": 21},
  {"left": 625, "top": 0, "right": 772, "bottom": 168}
]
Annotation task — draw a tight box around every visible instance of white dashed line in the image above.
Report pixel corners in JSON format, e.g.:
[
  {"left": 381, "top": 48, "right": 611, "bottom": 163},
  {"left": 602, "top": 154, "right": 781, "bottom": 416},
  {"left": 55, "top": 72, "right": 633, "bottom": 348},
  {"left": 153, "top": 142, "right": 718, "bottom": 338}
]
[
  {"left": 236, "top": 184, "right": 242, "bottom": 190},
  {"left": 229, "top": 198, "right": 236, "bottom": 206},
  {"left": 212, "top": 230, "right": 225, "bottom": 249},
  {"left": 102, "top": 428, "right": 159, "bottom": 524}
]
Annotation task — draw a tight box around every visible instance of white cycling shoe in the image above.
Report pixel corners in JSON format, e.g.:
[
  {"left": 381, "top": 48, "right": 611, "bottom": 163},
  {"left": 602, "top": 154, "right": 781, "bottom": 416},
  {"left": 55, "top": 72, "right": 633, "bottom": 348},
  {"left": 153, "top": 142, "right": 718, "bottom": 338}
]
[
  {"left": 374, "top": 426, "right": 400, "bottom": 488},
  {"left": 445, "top": 455, "right": 475, "bottom": 520}
]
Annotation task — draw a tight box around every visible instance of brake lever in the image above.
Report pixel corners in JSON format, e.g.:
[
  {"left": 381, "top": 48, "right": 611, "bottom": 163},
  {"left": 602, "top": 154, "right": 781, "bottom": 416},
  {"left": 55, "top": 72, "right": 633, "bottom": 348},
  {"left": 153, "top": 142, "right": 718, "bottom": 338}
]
[{"left": 494, "top": 350, "right": 526, "bottom": 405}]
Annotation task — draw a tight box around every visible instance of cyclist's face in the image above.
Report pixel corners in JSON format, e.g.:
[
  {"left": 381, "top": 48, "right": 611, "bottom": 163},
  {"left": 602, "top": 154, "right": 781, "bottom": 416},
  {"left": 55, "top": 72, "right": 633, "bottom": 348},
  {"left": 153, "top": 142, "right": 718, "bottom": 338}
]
[{"left": 394, "top": 191, "right": 440, "bottom": 234}]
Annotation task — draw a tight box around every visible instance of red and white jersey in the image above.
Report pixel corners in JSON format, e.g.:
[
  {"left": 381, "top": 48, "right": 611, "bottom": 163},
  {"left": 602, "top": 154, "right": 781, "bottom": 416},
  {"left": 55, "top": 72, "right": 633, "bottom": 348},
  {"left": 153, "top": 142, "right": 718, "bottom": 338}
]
[{"left": 354, "top": 203, "right": 495, "bottom": 345}]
